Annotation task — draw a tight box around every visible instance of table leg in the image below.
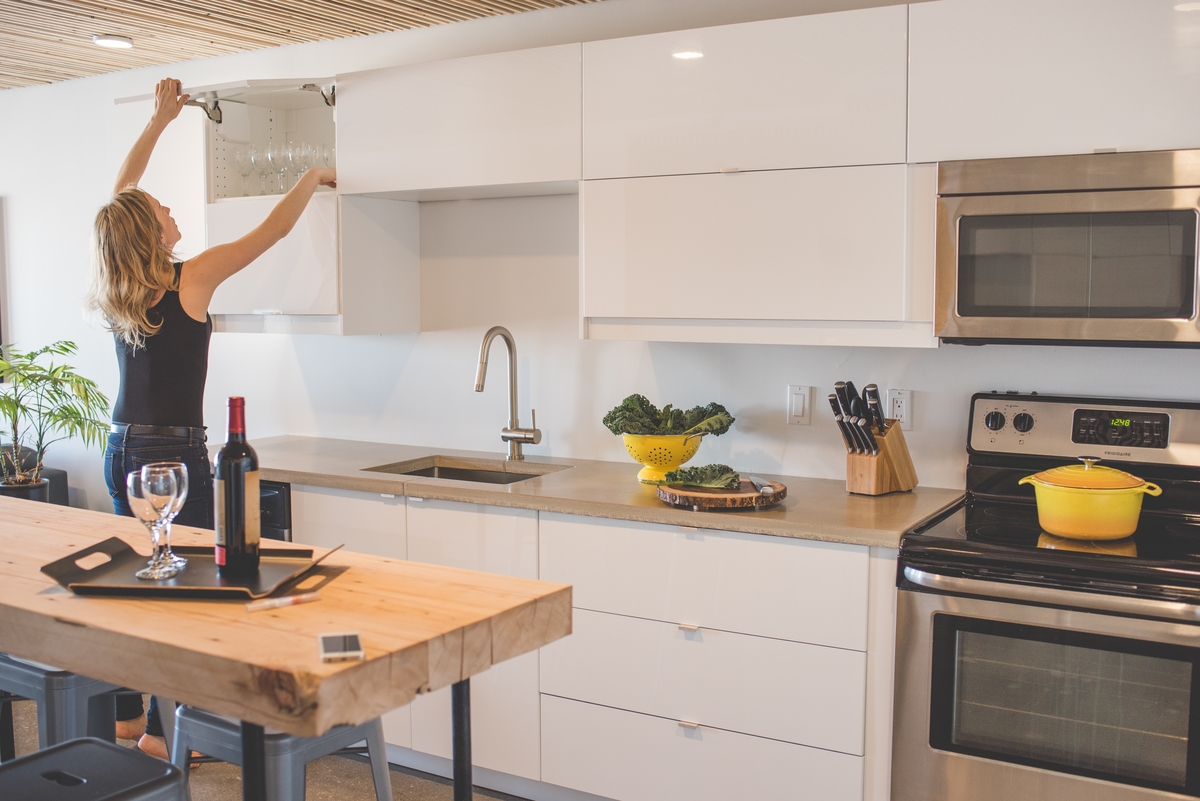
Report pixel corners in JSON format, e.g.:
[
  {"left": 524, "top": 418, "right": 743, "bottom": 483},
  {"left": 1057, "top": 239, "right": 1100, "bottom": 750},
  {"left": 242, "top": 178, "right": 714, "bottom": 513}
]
[
  {"left": 241, "top": 721, "right": 266, "bottom": 801},
  {"left": 452, "top": 679, "right": 471, "bottom": 801}
]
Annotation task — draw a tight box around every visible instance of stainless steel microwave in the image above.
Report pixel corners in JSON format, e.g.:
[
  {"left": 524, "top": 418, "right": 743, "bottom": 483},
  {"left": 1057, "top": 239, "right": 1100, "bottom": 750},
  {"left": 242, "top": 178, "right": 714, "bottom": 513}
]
[{"left": 936, "top": 149, "right": 1200, "bottom": 347}]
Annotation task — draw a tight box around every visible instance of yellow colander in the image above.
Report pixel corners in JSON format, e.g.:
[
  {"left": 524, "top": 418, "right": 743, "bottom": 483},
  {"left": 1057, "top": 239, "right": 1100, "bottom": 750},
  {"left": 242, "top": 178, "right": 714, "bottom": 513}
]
[{"left": 622, "top": 433, "right": 705, "bottom": 484}]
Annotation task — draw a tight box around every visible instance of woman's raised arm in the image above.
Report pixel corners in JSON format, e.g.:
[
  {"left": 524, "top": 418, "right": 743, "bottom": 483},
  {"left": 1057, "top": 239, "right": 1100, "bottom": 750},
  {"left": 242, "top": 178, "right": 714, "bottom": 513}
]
[{"left": 113, "top": 78, "right": 190, "bottom": 195}]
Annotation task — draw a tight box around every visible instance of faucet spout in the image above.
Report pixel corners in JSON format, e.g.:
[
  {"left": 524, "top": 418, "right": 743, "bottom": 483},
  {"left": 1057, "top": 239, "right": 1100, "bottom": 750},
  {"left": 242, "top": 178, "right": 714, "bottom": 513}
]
[{"left": 475, "top": 326, "right": 540, "bottom": 460}]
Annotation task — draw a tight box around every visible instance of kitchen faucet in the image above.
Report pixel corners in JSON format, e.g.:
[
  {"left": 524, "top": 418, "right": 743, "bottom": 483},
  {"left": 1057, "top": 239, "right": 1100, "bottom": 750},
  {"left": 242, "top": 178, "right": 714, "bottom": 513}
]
[{"left": 474, "top": 326, "right": 541, "bottom": 461}]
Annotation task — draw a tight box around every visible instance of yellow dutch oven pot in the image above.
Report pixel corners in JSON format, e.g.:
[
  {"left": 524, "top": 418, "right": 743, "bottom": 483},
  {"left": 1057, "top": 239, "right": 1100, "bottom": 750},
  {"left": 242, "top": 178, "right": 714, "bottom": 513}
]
[{"left": 1018, "top": 458, "right": 1162, "bottom": 540}]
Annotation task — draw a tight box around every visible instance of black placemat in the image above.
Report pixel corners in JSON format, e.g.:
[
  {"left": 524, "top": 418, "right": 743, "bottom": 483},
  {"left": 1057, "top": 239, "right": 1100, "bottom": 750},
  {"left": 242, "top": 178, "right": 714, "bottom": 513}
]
[{"left": 40, "top": 537, "right": 340, "bottom": 599}]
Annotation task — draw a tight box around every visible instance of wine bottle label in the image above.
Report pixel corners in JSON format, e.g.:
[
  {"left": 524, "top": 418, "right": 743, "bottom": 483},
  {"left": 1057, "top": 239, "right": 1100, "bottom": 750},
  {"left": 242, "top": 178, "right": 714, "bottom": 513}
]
[
  {"left": 245, "top": 470, "right": 261, "bottom": 546},
  {"left": 214, "top": 470, "right": 261, "bottom": 554},
  {"left": 215, "top": 479, "right": 226, "bottom": 546}
]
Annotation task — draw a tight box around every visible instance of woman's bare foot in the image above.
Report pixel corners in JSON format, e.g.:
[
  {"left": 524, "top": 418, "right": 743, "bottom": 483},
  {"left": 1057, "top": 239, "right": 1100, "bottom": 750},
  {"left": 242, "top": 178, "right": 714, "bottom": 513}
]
[
  {"left": 115, "top": 714, "right": 146, "bottom": 741},
  {"left": 137, "top": 734, "right": 201, "bottom": 766},
  {"left": 137, "top": 733, "right": 169, "bottom": 760}
]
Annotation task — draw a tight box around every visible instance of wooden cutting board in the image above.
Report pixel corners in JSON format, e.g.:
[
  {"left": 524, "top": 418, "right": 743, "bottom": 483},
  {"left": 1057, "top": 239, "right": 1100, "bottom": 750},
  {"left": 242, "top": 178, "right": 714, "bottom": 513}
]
[{"left": 657, "top": 479, "right": 787, "bottom": 511}]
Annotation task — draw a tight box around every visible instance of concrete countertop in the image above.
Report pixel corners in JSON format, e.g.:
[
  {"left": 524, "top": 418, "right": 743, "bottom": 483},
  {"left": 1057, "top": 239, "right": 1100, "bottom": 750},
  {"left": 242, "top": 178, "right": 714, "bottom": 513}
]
[{"left": 253, "top": 435, "right": 964, "bottom": 550}]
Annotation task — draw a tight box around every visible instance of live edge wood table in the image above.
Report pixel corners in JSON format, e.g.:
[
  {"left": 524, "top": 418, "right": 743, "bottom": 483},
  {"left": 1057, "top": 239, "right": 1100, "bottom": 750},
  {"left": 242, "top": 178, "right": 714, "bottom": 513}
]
[{"left": 0, "top": 497, "right": 572, "bottom": 801}]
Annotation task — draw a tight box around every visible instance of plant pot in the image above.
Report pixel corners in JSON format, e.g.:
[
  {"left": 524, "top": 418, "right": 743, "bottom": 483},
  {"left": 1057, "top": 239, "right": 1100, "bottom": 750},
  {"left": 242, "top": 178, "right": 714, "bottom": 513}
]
[
  {"left": 0, "top": 479, "right": 50, "bottom": 503},
  {"left": 622, "top": 433, "right": 705, "bottom": 484}
]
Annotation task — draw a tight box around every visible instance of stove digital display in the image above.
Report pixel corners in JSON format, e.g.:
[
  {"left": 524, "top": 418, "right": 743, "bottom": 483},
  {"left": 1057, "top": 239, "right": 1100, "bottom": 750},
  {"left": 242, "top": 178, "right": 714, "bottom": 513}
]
[{"left": 1072, "top": 409, "right": 1170, "bottom": 449}]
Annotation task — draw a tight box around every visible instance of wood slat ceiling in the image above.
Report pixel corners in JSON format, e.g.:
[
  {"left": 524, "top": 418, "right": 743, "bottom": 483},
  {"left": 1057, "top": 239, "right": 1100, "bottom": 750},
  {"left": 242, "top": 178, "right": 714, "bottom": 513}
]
[{"left": 0, "top": 0, "right": 602, "bottom": 90}]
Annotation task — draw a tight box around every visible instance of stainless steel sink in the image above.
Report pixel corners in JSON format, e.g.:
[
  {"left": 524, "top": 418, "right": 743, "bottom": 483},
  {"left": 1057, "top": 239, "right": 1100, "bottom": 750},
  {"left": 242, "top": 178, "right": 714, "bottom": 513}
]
[{"left": 363, "top": 455, "right": 569, "bottom": 485}]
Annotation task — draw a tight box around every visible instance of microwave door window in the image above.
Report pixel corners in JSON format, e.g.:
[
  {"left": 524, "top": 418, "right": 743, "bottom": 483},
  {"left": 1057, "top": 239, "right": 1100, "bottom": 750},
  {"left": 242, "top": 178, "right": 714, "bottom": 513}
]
[{"left": 957, "top": 211, "right": 1197, "bottom": 319}]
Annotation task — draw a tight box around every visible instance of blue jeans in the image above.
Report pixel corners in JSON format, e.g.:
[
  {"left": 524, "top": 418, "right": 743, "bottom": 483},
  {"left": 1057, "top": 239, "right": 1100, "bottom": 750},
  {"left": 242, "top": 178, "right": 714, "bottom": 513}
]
[{"left": 105, "top": 428, "right": 214, "bottom": 736}]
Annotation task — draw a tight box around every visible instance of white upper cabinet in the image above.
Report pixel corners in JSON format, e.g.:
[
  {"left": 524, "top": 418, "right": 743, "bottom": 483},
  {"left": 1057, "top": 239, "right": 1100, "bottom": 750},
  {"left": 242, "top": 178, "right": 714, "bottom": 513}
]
[
  {"left": 583, "top": 6, "right": 908, "bottom": 179},
  {"left": 337, "top": 44, "right": 582, "bottom": 197},
  {"left": 207, "top": 194, "right": 338, "bottom": 316},
  {"left": 581, "top": 163, "right": 939, "bottom": 347},
  {"left": 909, "top": 0, "right": 1200, "bottom": 162}
]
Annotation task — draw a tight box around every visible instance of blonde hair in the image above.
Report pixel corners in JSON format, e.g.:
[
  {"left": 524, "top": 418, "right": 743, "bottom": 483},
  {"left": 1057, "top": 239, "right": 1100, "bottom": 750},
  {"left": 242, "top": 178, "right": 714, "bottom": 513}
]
[{"left": 87, "top": 187, "right": 177, "bottom": 348}]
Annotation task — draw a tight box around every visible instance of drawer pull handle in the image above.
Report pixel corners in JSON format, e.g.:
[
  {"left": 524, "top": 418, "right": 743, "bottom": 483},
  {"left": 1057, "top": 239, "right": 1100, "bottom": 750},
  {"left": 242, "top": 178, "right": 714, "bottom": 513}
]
[
  {"left": 380, "top": 493, "right": 396, "bottom": 499},
  {"left": 719, "top": 167, "right": 740, "bottom": 173},
  {"left": 678, "top": 623, "right": 700, "bottom": 633},
  {"left": 678, "top": 525, "right": 698, "bottom": 533},
  {"left": 409, "top": 497, "right": 424, "bottom": 503},
  {"left": 678, "top": 720, "right": 700, "bottom": 730}
]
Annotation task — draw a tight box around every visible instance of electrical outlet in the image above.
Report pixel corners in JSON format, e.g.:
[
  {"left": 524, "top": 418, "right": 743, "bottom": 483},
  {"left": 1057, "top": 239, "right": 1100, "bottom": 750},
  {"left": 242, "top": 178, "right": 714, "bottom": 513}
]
[
  {"left": 786, "top": 385, "right": 812, "bottom": 426},
  {"left": 887, "top": 389, "right": 913, "bottom": 431}
]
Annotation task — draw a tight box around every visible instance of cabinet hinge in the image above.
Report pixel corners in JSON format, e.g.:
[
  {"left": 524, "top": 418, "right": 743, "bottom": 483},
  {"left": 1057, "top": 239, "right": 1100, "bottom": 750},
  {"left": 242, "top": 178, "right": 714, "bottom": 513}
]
[
  {"left": 185, "top": 97, "right": 222, "bottom": 123},
  {"left": 300, "top": 83, "right": 336, "bottom": 107}
]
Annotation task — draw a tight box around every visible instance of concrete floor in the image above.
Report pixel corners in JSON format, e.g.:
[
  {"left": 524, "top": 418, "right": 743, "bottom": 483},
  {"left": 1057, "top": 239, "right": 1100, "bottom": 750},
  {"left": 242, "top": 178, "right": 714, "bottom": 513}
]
[{"left": 9, "top": 699, "right": 527, "bottom": 801}]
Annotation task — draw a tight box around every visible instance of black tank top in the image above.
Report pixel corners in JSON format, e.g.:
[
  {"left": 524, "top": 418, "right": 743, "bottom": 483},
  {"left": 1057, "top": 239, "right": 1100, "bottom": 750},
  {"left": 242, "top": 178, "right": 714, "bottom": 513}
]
[{"left": 112, "top": 263, "right": 213, "bottom": 428}]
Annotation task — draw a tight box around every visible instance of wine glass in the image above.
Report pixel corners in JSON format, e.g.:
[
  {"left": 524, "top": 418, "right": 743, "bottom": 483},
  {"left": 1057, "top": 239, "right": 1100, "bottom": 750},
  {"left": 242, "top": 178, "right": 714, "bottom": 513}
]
[
  {"left": 268, "top": 144, "right": 287, "bottom": 193},
  {"left": 321, "top": 143, "right": 335, "bottom": 168},
  {"left": 234, "top": 147, "right": 253, "bottom": 197},
  {"left": 126, "top": 470, "right": 179, "bottom": 580},
  {"left": 144, "top": 462, "right": 188, "bottom": 569},
  {"left": 250, "top": 146, "right": 270, "bottom": 195},
  {"left": 289, "top": 142, "right": 311, "bottom": 182}
]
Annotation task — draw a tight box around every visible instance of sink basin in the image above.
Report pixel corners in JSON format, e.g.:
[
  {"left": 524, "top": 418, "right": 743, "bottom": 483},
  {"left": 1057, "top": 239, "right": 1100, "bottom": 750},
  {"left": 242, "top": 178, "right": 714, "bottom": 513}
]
[
  {"left": 363, "top": 455, "right": 569, "bottom": 485},
  {"left": 402, "top": 465, "right": 536, "bottom": 484}
]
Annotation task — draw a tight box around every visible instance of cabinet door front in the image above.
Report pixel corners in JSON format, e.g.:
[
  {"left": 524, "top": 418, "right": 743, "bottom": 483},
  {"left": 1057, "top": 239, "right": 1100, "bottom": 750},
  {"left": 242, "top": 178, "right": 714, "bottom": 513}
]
[
  {"left": 337, "top": 44, "right": 581, "bottom": 195},
  {"left": 406, "top": 499, "right": 541, "bottom": 780},
  {"left": 582, "top": 165, "right": 907, "bottom": 324},
  {"left": 584, "top": 6, "right": 908, "bottom": 179},
  {"left": 909, "top": 0, "right": 1200, "bottom": 162},
  {"left": 207, "top": 193, "right": 338, "bottom": 315}
]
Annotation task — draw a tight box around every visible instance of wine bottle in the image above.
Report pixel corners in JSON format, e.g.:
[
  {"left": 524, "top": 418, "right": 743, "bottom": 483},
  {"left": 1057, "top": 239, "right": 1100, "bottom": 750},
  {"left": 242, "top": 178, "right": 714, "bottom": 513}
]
[{"left": 215, "top": 396, "right": 260, "bottom": 577}]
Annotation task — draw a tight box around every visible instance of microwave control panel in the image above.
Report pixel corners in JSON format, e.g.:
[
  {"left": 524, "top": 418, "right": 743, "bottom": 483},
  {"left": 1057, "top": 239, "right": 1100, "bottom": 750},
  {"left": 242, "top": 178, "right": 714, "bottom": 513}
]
[{"left": 969, "top": 394, "right": 1200, "bottom": 467}]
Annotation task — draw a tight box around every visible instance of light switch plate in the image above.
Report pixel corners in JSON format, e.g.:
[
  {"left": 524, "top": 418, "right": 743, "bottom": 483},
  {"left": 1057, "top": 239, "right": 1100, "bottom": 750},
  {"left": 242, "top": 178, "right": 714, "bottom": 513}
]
[{"left": 787, "top": 385, "right": 812, "bottom": 426}]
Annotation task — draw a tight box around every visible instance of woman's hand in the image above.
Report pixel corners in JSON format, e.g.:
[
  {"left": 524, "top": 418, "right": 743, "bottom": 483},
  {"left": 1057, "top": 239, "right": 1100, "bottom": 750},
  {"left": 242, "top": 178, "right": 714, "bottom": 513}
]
[
  {"left": 310, "top": 167, "right": 337, "bottom": 189},
  {"left": 151, "top": 78, "right": 190, "bottom": 130}
]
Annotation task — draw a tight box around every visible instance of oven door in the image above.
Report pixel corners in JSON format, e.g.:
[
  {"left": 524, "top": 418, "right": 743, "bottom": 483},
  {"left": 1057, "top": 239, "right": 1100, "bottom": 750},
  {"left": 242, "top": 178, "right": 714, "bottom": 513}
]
[
  {"left": 894, "top": 569, "right": 1200, "bottom": 801},
  {"left": 935, "top": 188, "right": 1200, "bottom": 345}
]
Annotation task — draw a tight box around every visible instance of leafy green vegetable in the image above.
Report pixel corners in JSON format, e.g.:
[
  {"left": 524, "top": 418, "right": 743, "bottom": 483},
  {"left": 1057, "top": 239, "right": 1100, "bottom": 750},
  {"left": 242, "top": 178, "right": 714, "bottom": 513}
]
[
  {"left": 602, "top": 394, "right": 735, "bottom": 436},
  {"left": 664, "top": 464, "right": 742, "bottom": 490}
]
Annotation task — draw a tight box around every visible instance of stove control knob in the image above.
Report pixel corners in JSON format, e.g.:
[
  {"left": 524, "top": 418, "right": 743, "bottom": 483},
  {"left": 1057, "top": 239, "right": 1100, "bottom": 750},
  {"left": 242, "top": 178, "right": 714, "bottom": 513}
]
[
  {"left": 984, "top": 411, "right": 1006, "bottom": 431},
  {"left": 1013, "top": 413, "right": 1034, "bottom": 433}
]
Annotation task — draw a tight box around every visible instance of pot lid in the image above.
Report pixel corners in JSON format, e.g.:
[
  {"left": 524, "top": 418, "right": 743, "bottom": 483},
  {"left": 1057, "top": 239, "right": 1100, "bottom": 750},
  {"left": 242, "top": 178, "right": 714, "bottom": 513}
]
[{"left": 1029, "top": 458, "right": 1146, "bottom": 490}]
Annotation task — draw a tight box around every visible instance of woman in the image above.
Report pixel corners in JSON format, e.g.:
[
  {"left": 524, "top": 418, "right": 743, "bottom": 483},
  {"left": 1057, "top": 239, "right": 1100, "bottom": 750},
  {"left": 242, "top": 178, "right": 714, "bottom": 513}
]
[{"left": 88, "top": 78, "right": 336, "bottom": 758}]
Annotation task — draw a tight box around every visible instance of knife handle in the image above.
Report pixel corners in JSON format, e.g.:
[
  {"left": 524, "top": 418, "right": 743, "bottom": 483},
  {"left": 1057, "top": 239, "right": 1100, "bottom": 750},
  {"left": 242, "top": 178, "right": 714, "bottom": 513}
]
[
  {"left": 834, "top": 382, "right": 852, "bottom": 416},
  {"left": 868, "top": 396, "right": 887, "bottom": 434},
  {"left": 858, "top": 417, "right": 879, "bottom": 455},
  {"left": 834, "top": 414, "right": 857, "bottom": 453},
  {"left": 847, "top": 416, "right": 870, "bottom": 454},
  {"left": 844, "top": 381, "right": 861, "bottom": 410}
]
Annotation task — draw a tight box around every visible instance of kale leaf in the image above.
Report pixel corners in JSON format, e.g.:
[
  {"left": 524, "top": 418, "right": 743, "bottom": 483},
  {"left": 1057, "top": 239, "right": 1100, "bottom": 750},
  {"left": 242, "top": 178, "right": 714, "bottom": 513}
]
[
  {"left": 603, "top": 395, "right": 735, "bottom": 436},
  {"left": 664, "top": 464, "right": 742, "bottom": 490}
]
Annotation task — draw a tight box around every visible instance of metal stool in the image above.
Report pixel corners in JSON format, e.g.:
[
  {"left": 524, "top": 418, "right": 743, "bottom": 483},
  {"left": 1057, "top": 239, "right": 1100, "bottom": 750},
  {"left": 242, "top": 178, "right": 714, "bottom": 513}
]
[
  {"left": 0, "top": 654, "right": 122, "bottom": 756},
  {"left": 0, "top": 736, "right": 185, "bottom": 800},
  {"left": 171, "top": 705, "right": 392, "bottom": 801}
]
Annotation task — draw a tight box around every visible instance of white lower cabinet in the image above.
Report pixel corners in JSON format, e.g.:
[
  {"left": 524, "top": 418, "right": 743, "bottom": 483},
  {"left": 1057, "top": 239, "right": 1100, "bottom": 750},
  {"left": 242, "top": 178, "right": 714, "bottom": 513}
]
[
  {"left": 288, "top": 484, "right": 406, "bottom": 559},
  {"left": 541, "top": 608, "right": 866, "bottom": 755},
  {"left": 541, "top": 695, "right": 863, "bottom": 801},
  {"left": 539, "top": 512, "right": 870, "bottom": 651},
  {"left": 405, "top": 498, "right": 541, "bottom": 781},
  {"left": 288, "top": 485, "right": 411, "bottom": 748}
]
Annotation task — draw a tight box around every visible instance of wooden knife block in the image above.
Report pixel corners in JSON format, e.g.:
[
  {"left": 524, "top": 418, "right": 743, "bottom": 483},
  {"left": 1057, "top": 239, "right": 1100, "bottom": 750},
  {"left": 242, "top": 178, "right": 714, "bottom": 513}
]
[{"left": 846, "top": 420, "right": 918, "bottom": 496}]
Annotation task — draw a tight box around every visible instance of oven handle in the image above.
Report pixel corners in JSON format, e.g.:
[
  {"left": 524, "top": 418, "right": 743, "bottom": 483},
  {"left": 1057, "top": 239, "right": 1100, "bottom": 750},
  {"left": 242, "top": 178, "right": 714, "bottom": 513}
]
[{"left": 903, "top": 566, "right": 1200, "bottom": 623}]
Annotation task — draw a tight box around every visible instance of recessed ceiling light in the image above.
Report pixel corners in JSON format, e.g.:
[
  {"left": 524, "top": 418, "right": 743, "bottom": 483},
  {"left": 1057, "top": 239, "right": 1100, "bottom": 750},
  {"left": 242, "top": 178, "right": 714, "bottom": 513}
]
[
  {"left": 1176, "top": 2, "right": 1200, "bottom": 9},
  {"left": 92, "top": 34, "right": 134, "bottom": 49},
  {"left": 673, "top": 51, "right": 704, "bottom": 60}
]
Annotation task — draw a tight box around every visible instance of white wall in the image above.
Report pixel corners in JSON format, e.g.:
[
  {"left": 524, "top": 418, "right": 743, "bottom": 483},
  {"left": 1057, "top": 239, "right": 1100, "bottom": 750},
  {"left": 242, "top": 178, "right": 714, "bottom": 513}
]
[{"left": 2, "top": 0, "right": 1200, "bottom": 511}]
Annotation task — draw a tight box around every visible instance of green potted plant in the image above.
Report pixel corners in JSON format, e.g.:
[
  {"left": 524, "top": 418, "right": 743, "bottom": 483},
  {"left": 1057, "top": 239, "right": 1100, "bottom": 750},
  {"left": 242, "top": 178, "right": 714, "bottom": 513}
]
[{"left": 0, "top": 341, "right": 110, "bottom": 502}]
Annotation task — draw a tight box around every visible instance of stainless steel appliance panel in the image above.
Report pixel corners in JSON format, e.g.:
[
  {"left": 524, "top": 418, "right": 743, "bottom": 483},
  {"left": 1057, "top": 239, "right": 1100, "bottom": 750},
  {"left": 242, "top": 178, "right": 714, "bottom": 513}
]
[
  {"left": 936, "top": 187, "right": 1200, "bottom": 344},
  {"left": 893, "top": 585, "right": 1200, "bottom": 801}
]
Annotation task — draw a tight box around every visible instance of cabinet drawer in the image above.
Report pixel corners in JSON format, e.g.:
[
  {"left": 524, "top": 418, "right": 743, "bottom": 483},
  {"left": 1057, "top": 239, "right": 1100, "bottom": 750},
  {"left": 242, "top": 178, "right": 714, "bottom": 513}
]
[
  {"left": 290, "top": 485, "right": 406, "bottom": 559},
  {"left": 581, "top": 165, "right": 907, "bottom": 324},
  {"left": 541, "top": 694, "right": 863, "bottom": 801},
  {"left": 207, "top": 193, "right": 338, "bottom": 315},
  {"left": 541, "top": 609, "right": 866, "bottom": 754},
  {"left": 539, "top": 513, "right": 869, "bottom": 651},
  {"left": 583, "top": 6, "right": 907, "bottom": 179}
]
